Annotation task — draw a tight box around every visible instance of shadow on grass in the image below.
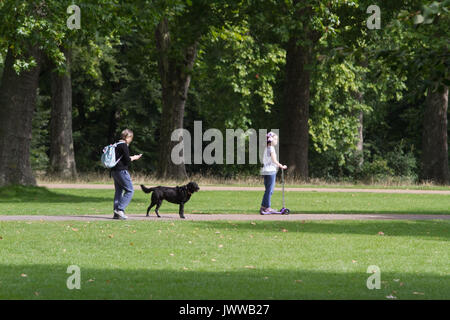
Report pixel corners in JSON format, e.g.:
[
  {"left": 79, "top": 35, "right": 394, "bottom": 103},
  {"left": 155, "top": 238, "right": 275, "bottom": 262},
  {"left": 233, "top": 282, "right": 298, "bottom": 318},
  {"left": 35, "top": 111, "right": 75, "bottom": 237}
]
[
  {"left": 188, "top": 220, "right": 450, "bottom": 241},
  {"left": 0, "top": 186, "right": 108, "bottom": 203},
  {"left": 0, "top": 264, "right": 448, "bottom": 300}
]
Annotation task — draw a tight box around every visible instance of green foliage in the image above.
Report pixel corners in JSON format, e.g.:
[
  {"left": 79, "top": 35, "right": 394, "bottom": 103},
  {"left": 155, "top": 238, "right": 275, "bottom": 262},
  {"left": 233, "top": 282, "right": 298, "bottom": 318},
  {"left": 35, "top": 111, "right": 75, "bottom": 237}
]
[
  {"left": 191, "top": 21, "right": 285, "bottom": 130},
  {"left": 0, "top": 0, "right": 445, "bottom": 182},
  {"left": 360, "top": 156, "right": 395, "bottom": 180},
  {"left": 379, "top": 0, "right": 449, "bottom": 88},
  {"left": 385, "top": 145, "right": 418, "bottom": 179},
  {"left": 310, "top": 56, "right": 369, "bottom": 157},
  {"left": 70, "top": 35, "right": 162, "bottom": 173},
  {"left": 354, "top": 147, "right": 418, "bottom": 183},
  {"left": 0, "top": 0, "right": 138, "bottom": 74}
]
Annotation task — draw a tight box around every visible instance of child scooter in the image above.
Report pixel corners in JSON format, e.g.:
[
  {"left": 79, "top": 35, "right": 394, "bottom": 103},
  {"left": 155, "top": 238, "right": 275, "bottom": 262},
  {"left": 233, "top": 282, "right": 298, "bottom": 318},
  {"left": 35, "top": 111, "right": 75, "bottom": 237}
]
[{"left": 261, "top": 168, "right": 290, "bottom": 215}]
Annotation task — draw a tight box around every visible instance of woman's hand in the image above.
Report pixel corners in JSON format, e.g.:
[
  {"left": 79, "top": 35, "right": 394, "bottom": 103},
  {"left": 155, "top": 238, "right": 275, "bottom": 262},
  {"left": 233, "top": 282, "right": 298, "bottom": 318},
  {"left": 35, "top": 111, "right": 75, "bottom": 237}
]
[
  {"left": 131, "top": 154, "right": 143, "bottom": 161},
  {"left": 280, "top": 164, "right": 287, "bottom": 170}
]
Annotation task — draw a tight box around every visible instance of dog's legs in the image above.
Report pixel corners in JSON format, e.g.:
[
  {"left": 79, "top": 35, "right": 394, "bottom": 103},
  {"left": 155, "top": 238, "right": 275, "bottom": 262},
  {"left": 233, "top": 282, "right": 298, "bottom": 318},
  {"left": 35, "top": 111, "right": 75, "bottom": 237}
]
[
  {"left": 146, "top": 201, "right": 156, "bottom": 217},
  {"left": 179, "top": 203, "right": 185, "bottom": 219},
  {"left": 155, "top": 201, "right": 162, "bottom": 218}
]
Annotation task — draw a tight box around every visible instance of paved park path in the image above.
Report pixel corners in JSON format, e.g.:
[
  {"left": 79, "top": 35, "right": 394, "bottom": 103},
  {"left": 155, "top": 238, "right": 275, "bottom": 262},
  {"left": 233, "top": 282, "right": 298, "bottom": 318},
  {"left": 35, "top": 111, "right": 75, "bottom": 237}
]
[
  {"left": 1, "top": 184, "right": 445, "bottom": 222},
  {"left": 39, "top": 183, "right": 450, "bottom": 194},
  {"left": 1, "top": 213, "right": 449, "bottom": 221}
]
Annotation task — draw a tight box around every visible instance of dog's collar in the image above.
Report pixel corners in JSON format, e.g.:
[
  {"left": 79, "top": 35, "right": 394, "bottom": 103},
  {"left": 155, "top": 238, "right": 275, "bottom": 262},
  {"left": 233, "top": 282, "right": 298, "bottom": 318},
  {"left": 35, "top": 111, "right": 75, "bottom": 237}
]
[{"left": 182, "top": 186, "right": 192, "bottom": 196}]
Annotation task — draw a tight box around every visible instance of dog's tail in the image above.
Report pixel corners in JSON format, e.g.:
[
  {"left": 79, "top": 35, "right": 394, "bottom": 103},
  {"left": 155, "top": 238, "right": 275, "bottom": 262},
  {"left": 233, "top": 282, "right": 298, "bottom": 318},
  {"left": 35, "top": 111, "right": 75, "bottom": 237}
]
[{"left": 140, "top": 185, "right": 156, "bottom": 194}]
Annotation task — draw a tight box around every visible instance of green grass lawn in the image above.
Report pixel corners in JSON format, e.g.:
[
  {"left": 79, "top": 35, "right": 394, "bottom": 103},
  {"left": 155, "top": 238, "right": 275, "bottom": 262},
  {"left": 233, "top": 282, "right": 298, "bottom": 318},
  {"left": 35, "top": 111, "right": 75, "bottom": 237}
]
[
  {"left": 1, "top": 186, "right": 448, "bottom": 300},
  {"left": 36, "top": 174, "right": 450, "bottom": 190},
  {"left": 203, "top": 183, "right": 450, "bottom": 191},
  {"left": 0, "top": 219, "right": 449, "bottom": 299},
  {"left": 0, "top": 185, "right": 449, "bottom": 216}
]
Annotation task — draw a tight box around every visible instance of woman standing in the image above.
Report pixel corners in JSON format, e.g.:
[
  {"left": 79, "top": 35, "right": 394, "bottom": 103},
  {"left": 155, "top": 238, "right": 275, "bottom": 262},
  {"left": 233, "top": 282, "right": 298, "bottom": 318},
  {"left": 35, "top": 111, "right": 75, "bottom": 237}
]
[
  {"left": 260, "top": 132, "right": 287, "bottom": 214},
  {"left": 111, "top": 129, "right": 142, "bottom": 220}
]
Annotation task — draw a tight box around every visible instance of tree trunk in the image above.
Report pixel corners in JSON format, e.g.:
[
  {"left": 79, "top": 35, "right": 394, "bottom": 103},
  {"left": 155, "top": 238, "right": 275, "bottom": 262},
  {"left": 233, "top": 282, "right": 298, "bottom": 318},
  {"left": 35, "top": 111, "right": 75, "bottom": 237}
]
[
  {"left": 155, "top": 18, "right": 198, "bottom": 180},
  {"left": 280, "top": 36, "right": 313, "bottom": 180},
  {"left": 107, "top": 108, "right": 120, "bottom": 145},
  {"left": 0, "top": 46, "right": 42, "bottom": 186},
  {"left": 356, "top": 110, "right": 364, "bottom": 166},
  {"left": 353, "top": 90, "right": 364, "bottom": 167},
  {"left": 421, "top": 84, "right": 449, "bottom": 185},
  {"left": 49, "top": 48, "right": 77, "bottom": 179}
]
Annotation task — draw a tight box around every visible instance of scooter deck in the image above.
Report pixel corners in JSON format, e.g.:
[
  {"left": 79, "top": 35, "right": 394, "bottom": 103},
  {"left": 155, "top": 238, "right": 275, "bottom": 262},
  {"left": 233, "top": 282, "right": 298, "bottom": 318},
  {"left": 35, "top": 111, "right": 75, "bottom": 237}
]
[{"left": 260, "top": 208, "right": 290, "bottom": 215}]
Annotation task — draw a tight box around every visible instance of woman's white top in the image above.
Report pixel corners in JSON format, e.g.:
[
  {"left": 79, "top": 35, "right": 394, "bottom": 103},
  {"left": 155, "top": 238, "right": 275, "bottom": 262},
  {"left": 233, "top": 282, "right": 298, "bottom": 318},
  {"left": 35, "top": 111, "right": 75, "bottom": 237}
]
[{"left": 261, "top": 146, "right": 278, "bottom": 175}]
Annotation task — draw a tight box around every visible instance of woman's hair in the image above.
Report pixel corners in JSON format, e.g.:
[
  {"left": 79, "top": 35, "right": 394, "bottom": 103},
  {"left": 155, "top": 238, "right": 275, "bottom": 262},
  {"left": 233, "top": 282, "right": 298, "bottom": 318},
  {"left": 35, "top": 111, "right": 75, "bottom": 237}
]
[
  {"left": 267, "top": 131, "right": 278, "bottom": 145},
  {"left": 121, "top": 129, "right": 134, "bottom": 140}
]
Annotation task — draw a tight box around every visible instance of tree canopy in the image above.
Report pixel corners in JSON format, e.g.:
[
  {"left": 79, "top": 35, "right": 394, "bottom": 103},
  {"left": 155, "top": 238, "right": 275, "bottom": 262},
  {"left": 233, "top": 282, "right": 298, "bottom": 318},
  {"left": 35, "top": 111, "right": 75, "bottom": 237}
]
[{"left": 0, "top": 0, "right": 448, "bottom": 185}]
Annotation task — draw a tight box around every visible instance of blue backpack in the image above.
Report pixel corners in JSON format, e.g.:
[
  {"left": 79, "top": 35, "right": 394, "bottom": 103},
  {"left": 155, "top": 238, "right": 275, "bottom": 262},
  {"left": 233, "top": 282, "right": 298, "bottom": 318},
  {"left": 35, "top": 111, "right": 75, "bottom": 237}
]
[{"left": 101, "top": 141, "right": 125, "bottom": 168}]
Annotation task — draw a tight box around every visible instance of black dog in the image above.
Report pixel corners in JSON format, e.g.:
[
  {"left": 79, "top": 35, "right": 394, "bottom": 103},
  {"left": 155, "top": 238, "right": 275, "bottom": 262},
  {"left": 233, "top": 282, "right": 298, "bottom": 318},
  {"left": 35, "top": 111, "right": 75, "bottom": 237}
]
[{"left": 140, "top": 182, "right": 200, "bottom": 219}]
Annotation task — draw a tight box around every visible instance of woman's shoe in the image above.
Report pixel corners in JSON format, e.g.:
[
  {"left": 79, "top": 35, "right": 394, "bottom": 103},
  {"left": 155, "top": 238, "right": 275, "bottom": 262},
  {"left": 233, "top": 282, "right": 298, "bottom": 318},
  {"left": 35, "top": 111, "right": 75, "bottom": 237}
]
[{"left": 113, "top": 209, "right": 128, "bottom": 220}]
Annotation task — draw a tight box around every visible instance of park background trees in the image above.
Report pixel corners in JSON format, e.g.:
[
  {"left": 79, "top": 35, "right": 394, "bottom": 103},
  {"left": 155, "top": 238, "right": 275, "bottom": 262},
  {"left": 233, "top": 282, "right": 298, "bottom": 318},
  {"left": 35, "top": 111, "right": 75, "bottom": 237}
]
[{"left": 0, "top": 0, "right": 448, "bottom": 186}]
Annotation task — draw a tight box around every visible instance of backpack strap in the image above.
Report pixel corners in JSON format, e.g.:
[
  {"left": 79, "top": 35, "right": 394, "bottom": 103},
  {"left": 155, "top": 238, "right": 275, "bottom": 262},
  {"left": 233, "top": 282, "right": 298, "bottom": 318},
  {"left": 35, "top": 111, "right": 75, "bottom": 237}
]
[
  {"left": 113, "top": 141, "right": 126, "bottom": 165},
  {"left": 114, "top": 141, "right": 126, "bottom": 147}
]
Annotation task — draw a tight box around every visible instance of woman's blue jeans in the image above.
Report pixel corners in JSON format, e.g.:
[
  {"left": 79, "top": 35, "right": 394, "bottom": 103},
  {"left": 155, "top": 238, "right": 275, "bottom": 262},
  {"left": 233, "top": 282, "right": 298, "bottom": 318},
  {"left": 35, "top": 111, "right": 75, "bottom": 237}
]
[
  {"left": 111, "top": 170, "right": 134, "bottom": 212},
  {"left": 261, "top": 173, "right": 276, "bottom": 208}
]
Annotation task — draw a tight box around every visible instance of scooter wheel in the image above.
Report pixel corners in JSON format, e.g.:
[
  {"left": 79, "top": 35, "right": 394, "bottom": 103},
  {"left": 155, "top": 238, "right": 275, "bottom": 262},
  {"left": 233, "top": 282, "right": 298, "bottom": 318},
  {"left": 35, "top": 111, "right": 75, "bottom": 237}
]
[{"left": 283, "top": 208, "right": 290, "bottom": 215}]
